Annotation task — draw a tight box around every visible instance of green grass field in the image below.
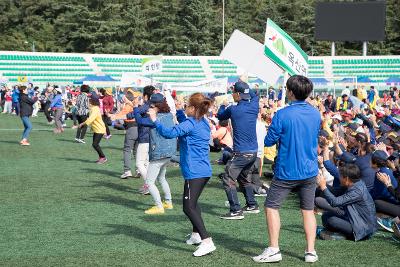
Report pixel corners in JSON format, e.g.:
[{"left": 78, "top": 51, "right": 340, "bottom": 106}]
[{"left": 0, "top": 114, "right": 398, "bottom": 266}]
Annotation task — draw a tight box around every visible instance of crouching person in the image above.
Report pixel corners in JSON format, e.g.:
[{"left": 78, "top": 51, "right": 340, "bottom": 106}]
[{"left": 316, "top": 163, "right": 377, "bottom": 241}]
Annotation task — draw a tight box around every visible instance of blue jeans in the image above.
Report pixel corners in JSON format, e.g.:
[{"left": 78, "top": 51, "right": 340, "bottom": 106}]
[
  {"left": 21, "top": 116, "right": 32, "bottom": 140},
  {"left": 222, "top": 152, "right": 258, "bottom": 212}
]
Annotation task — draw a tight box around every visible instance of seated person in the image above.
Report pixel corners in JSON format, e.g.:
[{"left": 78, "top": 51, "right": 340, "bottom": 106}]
[
  {"left": 316, "top": 163, "right": 377, "bottom": 241},
  {"left": 211, "top": 119, "right": 233, "bottom": 165},
  {"left": 370, "top": 150, "right": 400, "bottom": 231}
]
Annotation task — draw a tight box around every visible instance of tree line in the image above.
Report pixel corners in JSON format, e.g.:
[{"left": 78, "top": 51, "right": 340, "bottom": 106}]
[{"left": 0, "top": 0, "right": 399, "bottom": 56}]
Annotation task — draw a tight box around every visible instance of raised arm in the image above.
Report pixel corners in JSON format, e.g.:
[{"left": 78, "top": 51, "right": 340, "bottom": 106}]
[{"left": 154, "top": 119, "right": 194, "bottom": 139}]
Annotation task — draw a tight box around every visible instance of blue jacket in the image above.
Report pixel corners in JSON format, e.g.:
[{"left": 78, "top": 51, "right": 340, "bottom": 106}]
[
  {"left": 50, "top": 94, "right": 63, "bottom": 109},
  {"left": 323, "top": 180, "right": 377, "bottom": 241},
  {"left": 127, "top": 103, "right": 150, "bottom": 143},
  {"left": 217, "top": 90, "right": 258, "bottom": 153},
  {"left": 372, "top": 167, "right": 399, "bottom": 204},
  {"left": 155, "top": 110, "right": 212, "bottom": 180},
  {"left": 265, "top": 101, "right": 321, "bottom": 180},
  {"left": 149, "top": 112, "right": 176, "bottom": 161},
  {"left": 12, "top": 89, "right": 20, "bottom": 103}
]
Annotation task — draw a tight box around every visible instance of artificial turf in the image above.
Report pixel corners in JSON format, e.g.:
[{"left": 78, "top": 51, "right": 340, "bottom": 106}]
[{"left": 0, "top": 114, "right": 398, "bottom": 267}]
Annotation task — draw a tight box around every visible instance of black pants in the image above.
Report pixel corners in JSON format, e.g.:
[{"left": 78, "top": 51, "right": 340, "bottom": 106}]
[
  {"left": 92, "top": 133, "right": 105, "bottom": 158},
  {"left": 102, "top": 115, "right": 111, "bottom": 136},
  {"left": 44, "top": 101, "right": 52, "bottom": 122},
  {"left": 183, "top": 178, "right": 210, "bottom": 239},
  {"left": 322, "top": 211, "right": 354, "bottom": 239},
  {"left": 76, "top": 115, "right": 88, "bottom": 139},
  {"left": 375, "top": 200, "right": 400, "bottom": 217}
]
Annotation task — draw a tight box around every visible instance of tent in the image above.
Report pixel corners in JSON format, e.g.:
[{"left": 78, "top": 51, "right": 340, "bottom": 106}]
[
  {"left": 310, "top": 78, "right": 329, "bottom": 85},
  {"left": 385, "top": 76, "right": 400, "bottom": 84},
  {"left": 357, "top": 76, "right": 373, "bottom": 83},
  {"left": 339, "top": 77, "right": 356, "bottom": 83},
  {"left": 73, "top": 74, "right": 117, "bottom": 86}
]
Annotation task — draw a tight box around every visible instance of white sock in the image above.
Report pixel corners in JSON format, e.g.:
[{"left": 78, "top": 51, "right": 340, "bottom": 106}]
[{"left": 268, "top": 247, "right": 280, "bottom": 253}]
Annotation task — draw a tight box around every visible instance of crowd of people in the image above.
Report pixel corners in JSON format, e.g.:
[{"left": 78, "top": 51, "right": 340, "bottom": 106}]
[{"left": 1, "top": 76, "right": 400, "bottom": 261}]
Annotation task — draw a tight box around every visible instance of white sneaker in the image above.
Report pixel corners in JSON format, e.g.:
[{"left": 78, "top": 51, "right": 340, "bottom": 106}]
[
  {"left": 120, "top": 170, "right": 132, "bottom": 179},
  {"left": 193, "top": 239, "right": 216, "bottom": 257},
  {"left": 305, "top": 251, "right": 318, "bottom": 263},
  {"left": 76, "top": 139, "right": 85, "bottom": 144},
  {"left": 186, "top": 233, "right": 202, "bottom": 245},
  {"left": 252, "top": 247, "right": 282, "bottom": 263}
]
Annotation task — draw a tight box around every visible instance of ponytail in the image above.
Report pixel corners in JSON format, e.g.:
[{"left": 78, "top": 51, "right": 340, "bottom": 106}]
[{"left": 189, "top": 93, "right": 212, "bottom": 120}]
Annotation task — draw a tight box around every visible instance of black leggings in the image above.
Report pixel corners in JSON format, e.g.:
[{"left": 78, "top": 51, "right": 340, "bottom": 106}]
[
  {"left": 92, "top": 133, "right": 105, "bottom": 158},
  {"left": 76, "top": 115, "right": 88, "bottom": 139},
  {"left": 102, "top": 115, "right": 111, "bottom": 136},
  {"left": 375, "top": 200, "right": 400, "bottom": 217},
  {"left": 183, "top": 178, "right": 210, "bottom": 239}
]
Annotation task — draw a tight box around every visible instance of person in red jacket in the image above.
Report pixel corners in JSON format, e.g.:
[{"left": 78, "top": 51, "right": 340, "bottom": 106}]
[{"left": 102, "top": 87, "right": 114, "bottom": 139}]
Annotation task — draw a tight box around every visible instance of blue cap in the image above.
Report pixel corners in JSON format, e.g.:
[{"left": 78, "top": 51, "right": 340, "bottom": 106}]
[
  {"left": 372, "top": 150, "right": 388, "bottom": 161},
  {"left": 340, "top": 152, "right": 357, "bottom": 163},
  {"left": 149, "top": 93, "right": 165, "bottom": 103},
  {"left": 233, "top": 81, "right": 250, "bottom": 94}
]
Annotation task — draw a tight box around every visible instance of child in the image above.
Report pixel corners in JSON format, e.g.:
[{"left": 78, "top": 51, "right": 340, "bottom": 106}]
[
  {"left": 2, "top": 88, "right": 12, "bottom": 114},
  {"left": 79, "top": 95, "right": 107, "bottom": 164},
  {"left": 18, "top": 86, "right": 37, "bottom": 146},
  {"left": 316, "top": 163, "right": 377, "bottom": 241}
]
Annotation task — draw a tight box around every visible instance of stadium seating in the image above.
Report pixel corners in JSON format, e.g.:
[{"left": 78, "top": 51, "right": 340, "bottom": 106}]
[{"left": 1, "top": 51, "right": 400, "bottom": 86}]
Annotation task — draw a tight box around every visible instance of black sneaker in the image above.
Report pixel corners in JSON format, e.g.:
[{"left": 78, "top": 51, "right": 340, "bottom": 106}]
[
  {"left": 242, "top": 205, "right": 260, "bottom": 214},
  {"left": 220, "top": 210, "right": 244, "bottom": 220}
]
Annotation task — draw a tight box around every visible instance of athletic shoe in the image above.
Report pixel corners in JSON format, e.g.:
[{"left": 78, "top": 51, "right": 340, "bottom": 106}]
[
  {"left": 133, "top": 170, "right": 141, "bottom": 179},
  {"left": 62, "top": 123, "right": 67, "bottom": 127},
  {"left": 377, "top": 217, "right": 394, "bottom": 233},
  {"left": 120, "top": 170, "right": 132, "bottom": 179},
  {"left": 139, "top": 185, "right": 150, "bottom": 195},
  {"left": 254, "top": 188, "right": 268, "bottom": 197},
  {"left": 76, "top": 139, "right": 86, "bottom": 144},
  {"left": 47, "top": 120, "right": 54, "bottom": 125},
  {"left": 242, "top": 205, "right": 260, "bottom": 214},
  {"left": 186, "top": 233, "right": 201, "bottom": 245},
  {"left": 193, "top": 239, "right": 216, "bottom": 257},
  {"left": 96, "top": 157, "right": 108, "bottom": 164},
  {"left": 72, "top": 125, "right": 78, "bottom": 129},
  {"left": 104, "top": 134, "right": 112, "bottom": 140},
  {"left": 319, "top": 230, "right": 347, "bottom": 240},
  {"left": 392, "top": 222, "right": 400, "bottom": 239},
  {"left": 163, "top": 201, "right": 173, "bottom": 210},
  {"left": 20, "top": 140, "right": 30, "bottom": 146},
  {"left": 252, "top": 247, "right": 282, "bottom": 263},
  {"left": 144, "top": 206, "right": 164, "bottom": 215},
  {"left": 305, "top": 251, "right": 318, "bottom": 263},
  {"left": 220, "top": 210, "right": 244, "bottom": 220}
]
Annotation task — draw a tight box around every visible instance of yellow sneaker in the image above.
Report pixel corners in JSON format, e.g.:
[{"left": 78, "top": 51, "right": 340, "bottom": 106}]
[
  {"left": 163, "top": 201, "right": 173, "bottom": 210},
  {"left": 145, "top": 206, "right": 165, "bottom": 215}
]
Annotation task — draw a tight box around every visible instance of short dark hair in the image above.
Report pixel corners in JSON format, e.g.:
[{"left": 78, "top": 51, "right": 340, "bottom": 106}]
[
  {"left": 81, "top": 85, "right": 90, "bottom": 93},
  {"left": 286, "top": 75, "right": 313, "bottom": 101},
  {"left": 371, "top": 156, "right": 387, "bottom": 168},
  {"left": 339, "top": 163, "right": 360, "bottom": 183},
  {"left": 143, "top": 85, "right": 155, "bottom": 99}
]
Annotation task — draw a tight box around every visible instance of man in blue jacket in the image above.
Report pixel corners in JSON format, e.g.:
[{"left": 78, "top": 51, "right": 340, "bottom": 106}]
[
  {"left": 217, "top": 80, "right": 259, "bottom": 220},
  {"left": 253, "top": 75, "right": 321, "bottom": 263}
]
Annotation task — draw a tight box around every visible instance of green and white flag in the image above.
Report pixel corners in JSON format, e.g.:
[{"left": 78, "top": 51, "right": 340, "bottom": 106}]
[
  {"left": 264, "top": 19, "right": 308, "bottom": 76},
  {"left": 141, "top": 56, "right": 163, "bottom": 74}
]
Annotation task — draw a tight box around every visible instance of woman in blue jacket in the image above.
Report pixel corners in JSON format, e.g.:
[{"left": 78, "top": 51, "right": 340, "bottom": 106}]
[
  {"left": 50, "top": 87, "right": 64, "bottom": 133},
  {"left": 148, "top": 93, "right": 216, "bottom": 257}
]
